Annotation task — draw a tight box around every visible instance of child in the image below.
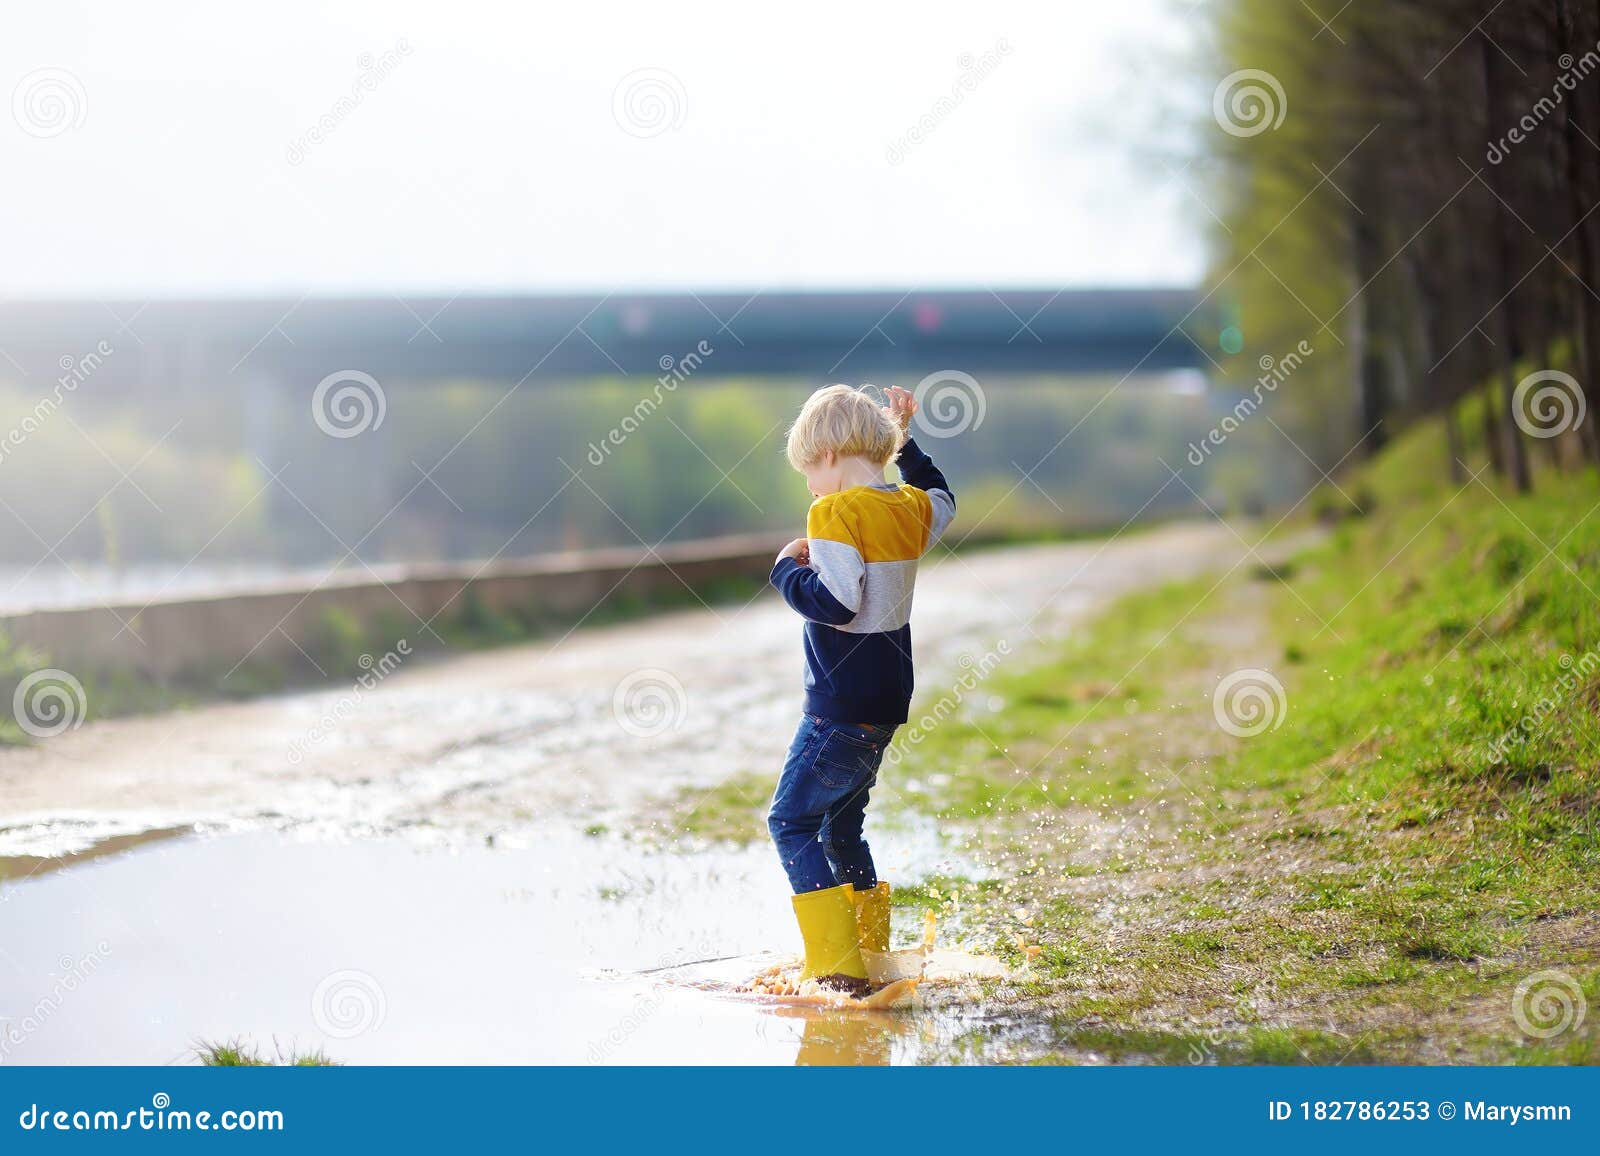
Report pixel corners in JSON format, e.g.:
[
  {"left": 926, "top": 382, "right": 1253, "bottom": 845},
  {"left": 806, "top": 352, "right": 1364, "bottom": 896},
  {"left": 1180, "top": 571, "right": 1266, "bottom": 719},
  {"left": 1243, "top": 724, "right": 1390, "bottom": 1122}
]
[{"left": 767, "top": 383, "right": 956, "bottom": 992}]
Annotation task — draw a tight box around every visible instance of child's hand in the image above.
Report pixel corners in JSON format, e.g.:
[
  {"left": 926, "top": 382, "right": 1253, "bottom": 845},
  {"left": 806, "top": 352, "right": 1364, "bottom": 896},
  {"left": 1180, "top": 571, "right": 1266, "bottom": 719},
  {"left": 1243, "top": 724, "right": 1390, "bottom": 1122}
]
[
  {"left": 883, "top": 385, "right": 917, "bottom": 434},
  {"left": 778, "top": 538, "right": 810, "bottom": 565}
]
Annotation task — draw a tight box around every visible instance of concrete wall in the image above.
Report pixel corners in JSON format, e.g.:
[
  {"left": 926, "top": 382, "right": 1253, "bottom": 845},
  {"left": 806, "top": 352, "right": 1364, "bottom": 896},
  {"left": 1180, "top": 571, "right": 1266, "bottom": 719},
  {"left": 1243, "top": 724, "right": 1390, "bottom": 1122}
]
[{"left": 0, "top": 533, "right": 790, "bottom": 682}]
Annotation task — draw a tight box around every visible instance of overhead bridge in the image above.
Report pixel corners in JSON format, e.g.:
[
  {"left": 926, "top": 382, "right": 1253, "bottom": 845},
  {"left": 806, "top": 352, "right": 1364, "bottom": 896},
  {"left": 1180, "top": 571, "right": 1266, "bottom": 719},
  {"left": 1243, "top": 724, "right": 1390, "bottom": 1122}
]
[{"left": 0, "top": 288, "right": 1207, "bottom": 391}]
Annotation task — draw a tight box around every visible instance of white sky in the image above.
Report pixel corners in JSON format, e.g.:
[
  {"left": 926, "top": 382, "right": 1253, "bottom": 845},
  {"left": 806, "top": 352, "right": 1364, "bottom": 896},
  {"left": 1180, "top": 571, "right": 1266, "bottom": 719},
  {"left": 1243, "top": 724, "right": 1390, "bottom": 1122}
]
[{"left": 4, "top": 0, "right": 1204, "bottom": 296}]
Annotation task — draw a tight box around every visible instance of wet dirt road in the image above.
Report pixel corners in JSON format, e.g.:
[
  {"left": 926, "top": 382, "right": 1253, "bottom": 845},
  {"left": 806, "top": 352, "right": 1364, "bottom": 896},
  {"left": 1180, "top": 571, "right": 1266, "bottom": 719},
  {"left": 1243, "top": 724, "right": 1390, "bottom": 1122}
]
[
  {"left": 0, "top": 524, "right": 1248, "bottom": 859},
  {"left": 0, "top": 523, "right": 1257, "bottom": 1064}
]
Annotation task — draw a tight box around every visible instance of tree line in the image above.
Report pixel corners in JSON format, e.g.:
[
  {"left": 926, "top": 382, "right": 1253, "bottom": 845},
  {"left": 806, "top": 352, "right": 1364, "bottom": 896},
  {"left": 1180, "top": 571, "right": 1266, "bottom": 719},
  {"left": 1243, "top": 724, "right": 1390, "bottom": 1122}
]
[{"left": 1201, "top": 0, "right": 1599, "bottom": 489}]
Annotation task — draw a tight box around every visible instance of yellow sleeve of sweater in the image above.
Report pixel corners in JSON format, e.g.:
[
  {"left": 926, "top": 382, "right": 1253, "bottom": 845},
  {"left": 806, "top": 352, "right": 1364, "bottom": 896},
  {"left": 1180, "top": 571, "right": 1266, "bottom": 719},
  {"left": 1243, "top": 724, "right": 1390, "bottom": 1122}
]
[{"left": 806, "top": 495, "right": 860, "bottom": 548}]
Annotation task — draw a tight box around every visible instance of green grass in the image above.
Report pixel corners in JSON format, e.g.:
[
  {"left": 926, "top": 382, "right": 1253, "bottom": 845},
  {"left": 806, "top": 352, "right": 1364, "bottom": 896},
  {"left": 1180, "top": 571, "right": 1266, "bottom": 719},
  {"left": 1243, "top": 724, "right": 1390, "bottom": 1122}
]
[
  {"left": 195, "top": 1039, "right": 338, "bottom": 1066},
  {"left": 889, "top": 414, "right": 1599, "bottom": 1064},
  {"left": 883, "top": 574, "right": 1227, "bottom": 819},
  {"left": 436, "top": 574, "right": 767, "bottom": 651},
  {"left": 889, "top": 874, "right": 995, "bottom": 911},
  {"left": 0, "top": 571, "right": 769, "bottom": 746},
  {"left": 1014, "top": 1024, "right": 1387, "bottom": 1066},
  {"left": 659, "top": 770, "right": 773, "bottom": 844}
]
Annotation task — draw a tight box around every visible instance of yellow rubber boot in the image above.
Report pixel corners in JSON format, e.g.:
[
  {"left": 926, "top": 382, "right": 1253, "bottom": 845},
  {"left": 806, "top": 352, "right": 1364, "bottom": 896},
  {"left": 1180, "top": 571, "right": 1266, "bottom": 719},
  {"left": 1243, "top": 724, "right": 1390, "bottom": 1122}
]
[
  {"left": 792, "top": 884, "right": 869, "bottom": 986},
  {"left": 853, "top": 881, "right": 891, "bottom": 953}
]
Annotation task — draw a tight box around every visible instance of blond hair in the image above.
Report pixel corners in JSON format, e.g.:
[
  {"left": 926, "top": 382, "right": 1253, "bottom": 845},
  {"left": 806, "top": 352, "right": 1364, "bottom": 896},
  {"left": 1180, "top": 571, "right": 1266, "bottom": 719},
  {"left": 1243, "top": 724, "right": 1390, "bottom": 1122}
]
[{"left": 785, "top": 384, "right": 902, "bottom": 471}]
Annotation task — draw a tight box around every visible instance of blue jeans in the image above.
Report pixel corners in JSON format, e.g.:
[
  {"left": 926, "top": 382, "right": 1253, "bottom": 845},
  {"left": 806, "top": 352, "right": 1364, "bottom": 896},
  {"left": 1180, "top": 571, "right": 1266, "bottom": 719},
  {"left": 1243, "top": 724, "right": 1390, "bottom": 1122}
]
[{"left": 768, "top": 713, "right": 896, "bottom": 893}]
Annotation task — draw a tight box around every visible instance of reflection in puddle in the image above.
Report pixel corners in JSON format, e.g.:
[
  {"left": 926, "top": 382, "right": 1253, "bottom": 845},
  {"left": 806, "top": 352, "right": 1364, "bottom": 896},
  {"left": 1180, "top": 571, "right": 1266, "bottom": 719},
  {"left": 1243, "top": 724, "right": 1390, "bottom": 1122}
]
[
  {"left": 0, "top": 825, "right": 190, "bottom": 888},
  {"left": 0, "top": 821, "right": 193, "bottom": 871},
  {"left": 1, "top": 824, "right": 981, "bottom": 1065},
  {"left": 790, "top": 1011, "right": 901, "bottom": 1066}
]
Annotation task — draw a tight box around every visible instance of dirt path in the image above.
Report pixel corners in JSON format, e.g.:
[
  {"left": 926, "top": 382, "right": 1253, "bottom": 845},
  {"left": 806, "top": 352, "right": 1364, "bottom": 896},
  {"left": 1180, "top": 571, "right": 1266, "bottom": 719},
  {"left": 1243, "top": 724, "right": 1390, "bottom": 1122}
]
[{"left": 0, "top": 523, "right": 1254, "bottom": 861}]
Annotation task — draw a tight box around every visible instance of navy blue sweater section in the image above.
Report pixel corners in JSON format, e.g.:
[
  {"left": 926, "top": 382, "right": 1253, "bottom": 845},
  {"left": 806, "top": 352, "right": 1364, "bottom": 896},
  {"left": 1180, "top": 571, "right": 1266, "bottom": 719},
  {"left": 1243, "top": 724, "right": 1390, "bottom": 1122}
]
[{"left": 769, "top": 438, "right": 954, "bottom": 724}]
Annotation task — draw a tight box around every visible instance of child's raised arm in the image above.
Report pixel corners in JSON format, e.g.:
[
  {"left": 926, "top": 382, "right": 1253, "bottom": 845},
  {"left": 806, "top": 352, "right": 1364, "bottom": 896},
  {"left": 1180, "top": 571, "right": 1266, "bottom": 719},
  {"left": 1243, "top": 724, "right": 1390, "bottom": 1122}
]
[{"left": 883, "top": 386, "right": 956, "bottom": 550}]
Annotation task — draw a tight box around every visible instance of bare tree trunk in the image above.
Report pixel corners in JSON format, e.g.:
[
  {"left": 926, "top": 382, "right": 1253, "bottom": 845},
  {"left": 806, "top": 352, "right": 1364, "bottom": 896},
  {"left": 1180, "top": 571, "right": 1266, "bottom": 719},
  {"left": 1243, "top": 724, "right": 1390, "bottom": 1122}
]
[
  {"left": 1479, "top": 332, "right": 1506, "bottom": 477},
  {"left": 1444, "top": 401, "right": 1467, "bottom": 482},
  {"left": 1349, "top": 206, "right": 1390, "bottom": 454},
  {"left": 1558, "top": 0, "right": 1600, "bottom": 462},
  {"left": 1410, "top": 253, "right": 1467, "bottom": 482},
  {"left": 1482, "top": 29, "right": 1533, "bottom": 492}
]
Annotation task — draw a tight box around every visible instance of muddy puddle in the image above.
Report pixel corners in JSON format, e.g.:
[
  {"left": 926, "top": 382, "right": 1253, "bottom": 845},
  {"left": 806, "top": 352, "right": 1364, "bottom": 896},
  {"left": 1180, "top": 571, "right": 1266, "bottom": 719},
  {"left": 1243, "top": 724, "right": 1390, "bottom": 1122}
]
[
  {"left": 1, "top": 823, "right": 989, "bottom": 1066},
  {"left": 1, "top": 528, "right": 1273, "bottom": 1065}
]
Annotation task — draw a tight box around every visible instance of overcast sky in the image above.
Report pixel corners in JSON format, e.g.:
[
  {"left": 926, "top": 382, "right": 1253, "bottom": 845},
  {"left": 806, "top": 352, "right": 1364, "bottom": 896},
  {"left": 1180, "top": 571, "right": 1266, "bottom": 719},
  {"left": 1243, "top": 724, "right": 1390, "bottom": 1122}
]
[{"left": 4, "top": 0, "right": 1204, "bottom": 297}]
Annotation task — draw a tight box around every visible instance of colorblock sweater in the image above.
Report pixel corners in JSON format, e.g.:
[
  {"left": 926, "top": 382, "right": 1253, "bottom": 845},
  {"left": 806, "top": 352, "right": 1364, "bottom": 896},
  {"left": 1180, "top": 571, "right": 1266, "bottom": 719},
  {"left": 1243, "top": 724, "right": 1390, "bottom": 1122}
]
[{"left": 770, "top": 437, "right": 956, "bottom": 724}]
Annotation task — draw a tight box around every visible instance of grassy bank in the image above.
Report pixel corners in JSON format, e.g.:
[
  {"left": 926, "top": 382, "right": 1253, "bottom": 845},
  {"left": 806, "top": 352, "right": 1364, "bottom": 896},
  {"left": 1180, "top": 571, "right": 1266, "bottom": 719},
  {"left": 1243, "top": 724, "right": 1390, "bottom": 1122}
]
[
  {"left": 0, "top": 570, "right": 769, "bottom": 746},
  {"left": 873, "top": 417, "right": 1598, "bottom": 1063}
]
